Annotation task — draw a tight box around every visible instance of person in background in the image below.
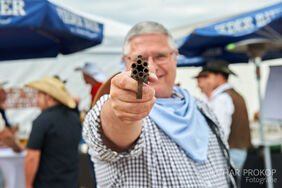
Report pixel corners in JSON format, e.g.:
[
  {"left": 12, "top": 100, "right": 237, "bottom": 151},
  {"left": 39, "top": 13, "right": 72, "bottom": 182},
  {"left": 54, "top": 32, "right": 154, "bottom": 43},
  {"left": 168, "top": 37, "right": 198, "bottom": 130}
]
[
  {"left": 0, "top": 82, "right": 18, "bottom": 134},
  {"left": 0, "top": 112, "right": 23, "bottom": 188},
  {"left": 0, "top": 82, "right": 24, "bottom": 188},
  {"left": 75, "top": 63, "right": 106, "bottom": 188},
  {"left": 0, "top": 114, "right": 23, "bottom": 152},
  {"left": 24, "top": 76, "right": 82, "bottom": 188},
  {"left": 76, "top": 62, "right": 106, "bottom": 108},
  {"left": 83, "top": 21, "right": 237, "bottom": 187},
  {"left": 0, "top": 83, "right": 10, "bottom": 127},
  {"left": 195, "top": 60, "right": 252, "bottom": 172},
  {"left": 0, "top": 83, "right": 22, "bottom": 148}
]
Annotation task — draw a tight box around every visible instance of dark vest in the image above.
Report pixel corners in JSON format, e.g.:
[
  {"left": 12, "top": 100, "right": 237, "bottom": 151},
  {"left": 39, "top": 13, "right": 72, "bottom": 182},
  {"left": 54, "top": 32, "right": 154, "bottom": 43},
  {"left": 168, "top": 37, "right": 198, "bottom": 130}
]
[{"left": 224, "top": 89, "right": 252, "bottom": 149}]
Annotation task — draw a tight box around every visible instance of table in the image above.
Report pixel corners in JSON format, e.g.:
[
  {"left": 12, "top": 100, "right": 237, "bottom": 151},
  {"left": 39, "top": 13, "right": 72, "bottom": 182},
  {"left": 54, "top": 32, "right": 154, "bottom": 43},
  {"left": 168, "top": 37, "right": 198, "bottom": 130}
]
[{"left": 0, "top": 148, "right": 26, "bottom": 188}]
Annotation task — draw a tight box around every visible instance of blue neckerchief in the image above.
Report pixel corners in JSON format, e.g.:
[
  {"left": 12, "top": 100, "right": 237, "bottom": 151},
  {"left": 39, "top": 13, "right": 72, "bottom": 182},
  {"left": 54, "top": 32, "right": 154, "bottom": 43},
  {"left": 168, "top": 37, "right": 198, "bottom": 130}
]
[{"left": 149, "top": 86, "right": 209, "bottom": 163}]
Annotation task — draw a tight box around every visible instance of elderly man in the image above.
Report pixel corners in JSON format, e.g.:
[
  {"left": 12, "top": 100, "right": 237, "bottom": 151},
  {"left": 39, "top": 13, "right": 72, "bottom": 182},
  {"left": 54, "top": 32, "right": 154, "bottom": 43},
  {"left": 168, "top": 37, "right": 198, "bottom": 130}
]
[
  {"left": 24, "top": 76, "right": 82, "bottom": 188},
  {"left": 83, "top": 21, "right": 237, "bottom": 187}
]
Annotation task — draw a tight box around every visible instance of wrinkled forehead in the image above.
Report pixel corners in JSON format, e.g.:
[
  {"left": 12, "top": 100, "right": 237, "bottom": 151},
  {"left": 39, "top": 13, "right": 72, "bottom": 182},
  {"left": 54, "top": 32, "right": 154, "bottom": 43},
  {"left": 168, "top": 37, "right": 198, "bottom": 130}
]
[{"left": 128, "top": 33, "right": 171, "bottom": 53}]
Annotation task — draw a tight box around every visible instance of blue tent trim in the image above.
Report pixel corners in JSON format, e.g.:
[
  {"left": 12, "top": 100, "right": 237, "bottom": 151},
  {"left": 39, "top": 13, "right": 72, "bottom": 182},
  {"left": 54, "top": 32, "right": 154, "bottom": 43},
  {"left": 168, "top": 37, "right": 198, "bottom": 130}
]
[
  {"left": 0, "top": 0, "right": 103, "bottom": 60},
  {"left": 177, "top": 2, "right": 282, "bottom": 67}
]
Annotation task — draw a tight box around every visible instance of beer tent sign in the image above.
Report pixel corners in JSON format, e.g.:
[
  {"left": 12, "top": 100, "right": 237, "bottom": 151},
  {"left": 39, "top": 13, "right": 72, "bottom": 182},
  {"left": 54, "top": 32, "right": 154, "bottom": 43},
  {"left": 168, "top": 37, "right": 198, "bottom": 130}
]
[{"left": 0, "top": 0, "right": 103, "bottom": 61}]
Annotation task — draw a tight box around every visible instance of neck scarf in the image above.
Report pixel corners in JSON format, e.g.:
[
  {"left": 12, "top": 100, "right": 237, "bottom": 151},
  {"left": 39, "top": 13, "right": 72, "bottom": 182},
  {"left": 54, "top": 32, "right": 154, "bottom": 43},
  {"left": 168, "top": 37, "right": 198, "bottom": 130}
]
[{"left": 149, "top": 87, "right": 209, "bottom": 162}]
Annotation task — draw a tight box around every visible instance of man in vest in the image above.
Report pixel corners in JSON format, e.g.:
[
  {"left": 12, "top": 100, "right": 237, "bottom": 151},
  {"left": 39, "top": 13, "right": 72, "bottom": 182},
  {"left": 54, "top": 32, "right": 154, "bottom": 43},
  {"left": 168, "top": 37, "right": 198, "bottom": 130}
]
[{"left": 195, "top": 60, "right": 252, "bottom": 172}]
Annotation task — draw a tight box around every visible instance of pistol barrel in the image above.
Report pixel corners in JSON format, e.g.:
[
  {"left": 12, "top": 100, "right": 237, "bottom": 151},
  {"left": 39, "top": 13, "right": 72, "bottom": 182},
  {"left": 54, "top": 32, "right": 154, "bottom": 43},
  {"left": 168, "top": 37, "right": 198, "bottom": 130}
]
[{"left": 130, "top": 55, "right": 149, "bottom": 99}]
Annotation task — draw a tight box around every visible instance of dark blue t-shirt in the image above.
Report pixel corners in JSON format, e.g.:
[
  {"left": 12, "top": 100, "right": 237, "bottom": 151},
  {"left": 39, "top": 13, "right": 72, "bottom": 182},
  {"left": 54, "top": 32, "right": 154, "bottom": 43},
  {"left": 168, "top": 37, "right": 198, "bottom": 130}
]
[{"left": 27, "top": 105, "right": 82, "bottom": 188}]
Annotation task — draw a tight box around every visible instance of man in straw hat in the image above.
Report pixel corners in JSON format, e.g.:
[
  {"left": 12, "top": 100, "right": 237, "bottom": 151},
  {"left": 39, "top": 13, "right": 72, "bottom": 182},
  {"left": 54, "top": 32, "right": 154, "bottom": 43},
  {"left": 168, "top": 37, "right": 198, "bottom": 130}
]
[
  {"left": 195, "top": 60, "right": 251, "bottom": 173},
  {"left": 24, "top": 76, "right": 82, "bottom": 188}
]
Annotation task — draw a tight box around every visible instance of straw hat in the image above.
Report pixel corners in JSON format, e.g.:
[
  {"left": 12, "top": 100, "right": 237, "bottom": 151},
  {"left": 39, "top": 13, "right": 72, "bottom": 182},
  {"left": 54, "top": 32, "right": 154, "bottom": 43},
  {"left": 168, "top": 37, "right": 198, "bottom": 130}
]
[{"left": 25, "top": 76, "right": 76, "bottom": 109}]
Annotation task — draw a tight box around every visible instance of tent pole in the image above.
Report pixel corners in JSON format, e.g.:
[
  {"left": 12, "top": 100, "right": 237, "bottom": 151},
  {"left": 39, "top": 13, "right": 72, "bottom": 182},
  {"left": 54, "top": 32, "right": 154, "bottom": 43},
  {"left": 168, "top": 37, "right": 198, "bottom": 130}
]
[{"left": 253, "top": 57, "right": 273, "bottom": 188}]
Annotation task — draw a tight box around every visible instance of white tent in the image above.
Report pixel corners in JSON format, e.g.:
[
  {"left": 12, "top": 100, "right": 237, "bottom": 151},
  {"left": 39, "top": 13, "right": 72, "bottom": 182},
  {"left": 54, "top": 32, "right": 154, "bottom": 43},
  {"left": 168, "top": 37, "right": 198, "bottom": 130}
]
[{"left": 0, "top": 14, "right": 131, "bottom": 134}]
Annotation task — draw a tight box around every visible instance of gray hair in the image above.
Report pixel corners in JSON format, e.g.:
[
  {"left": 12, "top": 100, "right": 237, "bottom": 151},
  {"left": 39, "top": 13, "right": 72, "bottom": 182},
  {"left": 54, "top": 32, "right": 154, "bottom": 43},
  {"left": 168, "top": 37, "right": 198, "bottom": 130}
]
[{"left": 123, "top": 21, "right": 176, "bottom": 54}]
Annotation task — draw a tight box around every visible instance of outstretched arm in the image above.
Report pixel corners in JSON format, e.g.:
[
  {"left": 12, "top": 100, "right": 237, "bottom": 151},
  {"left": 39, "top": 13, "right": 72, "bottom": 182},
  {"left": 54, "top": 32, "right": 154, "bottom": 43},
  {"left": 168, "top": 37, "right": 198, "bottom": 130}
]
[{"left": 100, "top": 71, "right": 156, "bottom": 151}]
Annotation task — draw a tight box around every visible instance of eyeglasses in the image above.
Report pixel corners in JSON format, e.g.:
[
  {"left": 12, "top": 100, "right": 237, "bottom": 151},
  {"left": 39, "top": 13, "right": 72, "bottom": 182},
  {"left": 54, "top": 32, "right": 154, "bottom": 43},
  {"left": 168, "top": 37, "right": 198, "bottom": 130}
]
[{"left": 125, "top": 51, "right": 175, "bottom": 65}]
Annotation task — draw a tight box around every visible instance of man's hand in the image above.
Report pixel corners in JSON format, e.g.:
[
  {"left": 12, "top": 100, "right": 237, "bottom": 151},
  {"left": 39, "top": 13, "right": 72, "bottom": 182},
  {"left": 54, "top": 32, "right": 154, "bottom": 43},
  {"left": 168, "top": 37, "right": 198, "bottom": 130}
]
[
  {"left": 100, "top": 71, "right": 157, "bottom": 151},
  {"left": 0, "top": 127, "right": 24, "bottom": 152},
  {"left": 110, "top": 71, "right": 156, "bottom": 123},
  {"left": 9, "top": 126, "right": 19, "bottom": 134},
  {"left": 12, "top": 143, "right": 25, "bottom": 153}
]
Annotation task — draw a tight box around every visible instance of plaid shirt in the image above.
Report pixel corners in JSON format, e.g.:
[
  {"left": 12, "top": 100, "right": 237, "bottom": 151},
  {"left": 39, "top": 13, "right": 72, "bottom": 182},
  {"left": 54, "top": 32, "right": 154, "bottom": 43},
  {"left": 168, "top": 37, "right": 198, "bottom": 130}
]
[{"left": 83, "top": 94, "right": 235, "bottom": 188}]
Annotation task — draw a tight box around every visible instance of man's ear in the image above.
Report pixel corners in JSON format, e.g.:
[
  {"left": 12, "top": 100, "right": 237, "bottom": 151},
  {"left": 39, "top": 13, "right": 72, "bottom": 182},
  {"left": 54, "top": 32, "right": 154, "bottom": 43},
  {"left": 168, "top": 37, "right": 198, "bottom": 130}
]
[
  {"left": 174, "top": 49, "right": 179, "bottom": 57},
  {"left": 217, "top": 73, "right": 225, "bottom": 80},
  {"left": 45, "top": 94, "right": 55, "bottom": 103},
  {"left": 122, "top": 55, "right": 130, "bottom": 71}
]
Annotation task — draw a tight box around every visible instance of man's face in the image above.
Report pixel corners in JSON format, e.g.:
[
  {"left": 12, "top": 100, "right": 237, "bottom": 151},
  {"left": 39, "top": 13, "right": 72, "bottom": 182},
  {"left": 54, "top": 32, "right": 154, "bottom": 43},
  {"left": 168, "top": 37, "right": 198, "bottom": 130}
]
[
  {"left": 124, "top": 33, "right": 178, "bottom": 98},
  {"left": 197, "top": 72, "right": 220, "bottom": 95}
]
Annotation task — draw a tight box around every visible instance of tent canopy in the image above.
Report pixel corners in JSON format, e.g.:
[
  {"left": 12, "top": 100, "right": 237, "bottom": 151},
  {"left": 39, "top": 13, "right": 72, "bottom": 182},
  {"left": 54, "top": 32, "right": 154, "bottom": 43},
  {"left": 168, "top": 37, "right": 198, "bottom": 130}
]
[
  {"left": 0, "top": 0, "right": 103, "bottom": 61},
  {"left": 177, "top": 2, "right": 282, "bottom": 67}
]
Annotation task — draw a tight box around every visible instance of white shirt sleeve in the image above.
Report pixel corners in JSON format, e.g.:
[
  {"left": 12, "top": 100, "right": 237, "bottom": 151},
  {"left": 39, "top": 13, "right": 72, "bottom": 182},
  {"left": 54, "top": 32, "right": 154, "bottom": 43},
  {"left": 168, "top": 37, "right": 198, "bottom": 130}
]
[
  {"left": 209, "top": 93, "right": 234, "bottom": 141},
  {"left": 0, "top": 114, "right": 5, "bottom": 132}
]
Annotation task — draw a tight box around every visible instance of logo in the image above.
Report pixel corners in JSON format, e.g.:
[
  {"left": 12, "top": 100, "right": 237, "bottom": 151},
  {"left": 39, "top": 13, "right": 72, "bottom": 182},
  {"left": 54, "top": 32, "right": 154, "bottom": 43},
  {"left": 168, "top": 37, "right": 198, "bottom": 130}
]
[{"left": 0, "top": 0, "right": 26, "bottom": 16}]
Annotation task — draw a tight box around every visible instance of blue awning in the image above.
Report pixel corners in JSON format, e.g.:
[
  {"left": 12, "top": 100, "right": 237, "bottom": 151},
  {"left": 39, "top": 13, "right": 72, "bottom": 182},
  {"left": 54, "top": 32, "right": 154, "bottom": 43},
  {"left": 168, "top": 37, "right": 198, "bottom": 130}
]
[
  {"left": 0, "top": 0, "right": 103, "bottom": 60},
  {"left": 177, "top": 2, "right": 282, "bottom": 66}
]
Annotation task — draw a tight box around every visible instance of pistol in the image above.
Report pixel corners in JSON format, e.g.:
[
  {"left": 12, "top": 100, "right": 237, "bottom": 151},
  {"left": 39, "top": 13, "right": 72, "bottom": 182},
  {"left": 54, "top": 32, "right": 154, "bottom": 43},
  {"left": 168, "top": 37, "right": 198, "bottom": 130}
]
[{"left": 130, "top": 55, "right": 149, "bottom": 99}]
